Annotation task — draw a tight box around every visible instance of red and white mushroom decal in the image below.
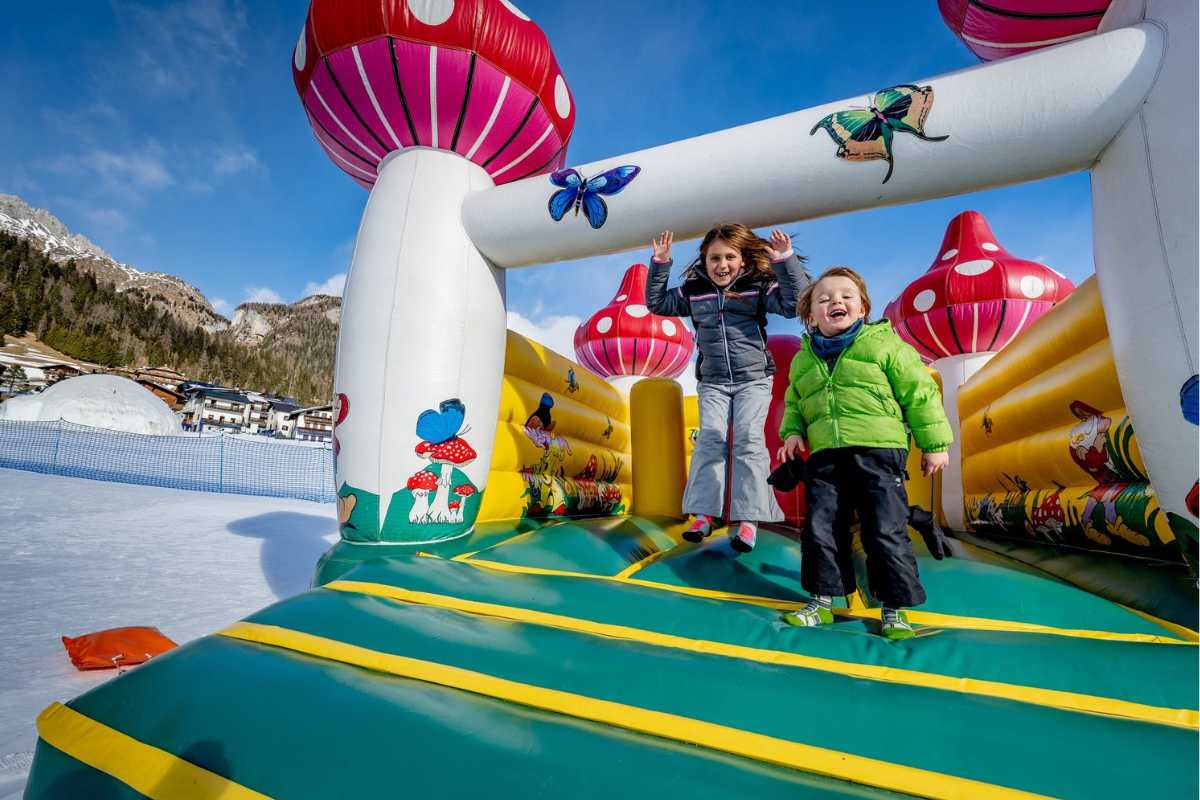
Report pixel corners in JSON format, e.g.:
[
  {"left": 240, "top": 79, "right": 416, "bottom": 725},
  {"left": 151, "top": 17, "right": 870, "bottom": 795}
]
[
  {"left": 406, "top": 470, "right": 439, "bottom": 523},
  {"left": 293, "top": 0, "right": 575, "bottom": 189},
  {"left": 574, "top": 263, "right": 695, "bottom": 380},
  {"left": 417, "top": 436, "right": 478, "bottom": 523},
  {"left": 884, "top": 210, "right": 1075, "bottom": 363},
  {"left": 451, "top": 484, "right": 477, "bottom": 522}
]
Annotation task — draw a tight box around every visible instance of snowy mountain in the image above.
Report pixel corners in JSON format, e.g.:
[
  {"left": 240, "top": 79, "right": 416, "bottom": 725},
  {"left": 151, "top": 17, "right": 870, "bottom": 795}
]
[
  {"left": 229, "top": 294, "right": 341, "bottom": 346},
  {"left": 0, "top": 194, "right": 229, "bottom": 333}
]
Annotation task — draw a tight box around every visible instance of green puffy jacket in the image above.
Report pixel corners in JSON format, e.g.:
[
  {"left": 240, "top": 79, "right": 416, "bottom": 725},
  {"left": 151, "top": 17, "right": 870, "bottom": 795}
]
[{"left": 778, "top": 320, "right": 952, "bottom": 454}]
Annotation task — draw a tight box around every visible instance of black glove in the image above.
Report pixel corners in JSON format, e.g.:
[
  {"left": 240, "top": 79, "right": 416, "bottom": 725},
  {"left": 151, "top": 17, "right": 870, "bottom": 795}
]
[
  {"left": 908, "top": 505, "right": 949, "bottom": 560},
  {"left": 767, "top": 457, "right": 805, "bottom": 493}
]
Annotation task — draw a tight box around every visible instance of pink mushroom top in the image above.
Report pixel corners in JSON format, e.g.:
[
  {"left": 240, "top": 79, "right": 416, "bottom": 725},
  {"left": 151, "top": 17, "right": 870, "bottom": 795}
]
[
  {"left": 883, "top": 210, "right": 1075, "bottom": 363},
  {"left": 939, "top": 1, "right": 1111, "bottom": 62},
  {"left": 293, "top": 0, "right": 575, "bottom": 189},
  {"left": 574, "top": 264, "right": 695, "bottom": 380}
]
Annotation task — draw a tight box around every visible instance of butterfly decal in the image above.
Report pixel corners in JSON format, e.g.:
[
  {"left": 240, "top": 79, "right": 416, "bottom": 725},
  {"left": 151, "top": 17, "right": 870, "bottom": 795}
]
[
  {"left": 810, "top": 84, "right": 948, "bottom": 184},
  {"left": 548, "top": 165, "right": 641, "bottom": 229},
  {"left": 416, "top": 398, "right": 465, "bottom": 445}
]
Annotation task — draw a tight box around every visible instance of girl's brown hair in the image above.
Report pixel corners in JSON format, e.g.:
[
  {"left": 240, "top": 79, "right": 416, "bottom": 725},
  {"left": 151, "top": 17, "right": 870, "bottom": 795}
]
[
  {"left": 684, "top": 223, "right": 804, "bottom": 283},
  {"left": 798, "top": 266, "right": 871, "bottom": 323}
]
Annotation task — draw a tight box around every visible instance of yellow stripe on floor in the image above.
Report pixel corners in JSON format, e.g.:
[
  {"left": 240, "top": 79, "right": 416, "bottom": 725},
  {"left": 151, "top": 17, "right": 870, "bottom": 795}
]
[
  {"left": 36, "top": 702, "right": 271, "bottom": 800},
  {"left": 443, "top": 556, "right": 1194, "bottom": 645},
  {"left": 218, "top": 621, "right": 1050, "bottom": 800},
  {"left": 325, "top": 579, "right": 1198, "bottom": 730}
]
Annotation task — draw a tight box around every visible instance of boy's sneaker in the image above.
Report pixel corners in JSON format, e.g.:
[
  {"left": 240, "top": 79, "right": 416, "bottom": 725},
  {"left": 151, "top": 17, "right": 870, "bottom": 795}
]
[
  {"left": 783, "top": 597, "right": 834, "bottom": 627},
  {"left": 881, "top": 608, "right": 914, "bottom": 641},
  {"left": 682, "top": 514, "right": 713, "bottom": 543},
  {"left": 730, "top": 521, "right": 757, "bottom": 553}
]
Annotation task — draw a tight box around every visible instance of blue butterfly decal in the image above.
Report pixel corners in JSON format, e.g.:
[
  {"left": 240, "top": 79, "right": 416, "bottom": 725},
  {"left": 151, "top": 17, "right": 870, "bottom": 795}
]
[
  {"left": 548, "top": 165, "right": 641, "bottom": 229},
  {"left": 416, "top": 398, "right": 465, "bottom": 444}
]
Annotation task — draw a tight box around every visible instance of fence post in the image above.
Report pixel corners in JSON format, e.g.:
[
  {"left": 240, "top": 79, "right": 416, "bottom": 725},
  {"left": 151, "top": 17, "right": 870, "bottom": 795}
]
[
  {"left": 52, "top": 419, "right": 62, "bottom": 468},
  {"left": 219, "top": 434, "right": 225, "bottom": 494}
]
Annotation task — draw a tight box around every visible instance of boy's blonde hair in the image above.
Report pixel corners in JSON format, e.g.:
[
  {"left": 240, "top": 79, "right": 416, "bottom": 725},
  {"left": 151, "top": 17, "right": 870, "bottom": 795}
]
[{"left": 799, "top": 266, "right": 872, "bottom": 323}]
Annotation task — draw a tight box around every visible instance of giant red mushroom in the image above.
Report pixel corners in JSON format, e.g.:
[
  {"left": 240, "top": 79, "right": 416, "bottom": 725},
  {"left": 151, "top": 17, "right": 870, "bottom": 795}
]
[
  {"left": 883, "top": 210, "right": 1074, "bottom": 531},
  {"left": 574, "top": 263, "right": 695, "bottom": 393}
]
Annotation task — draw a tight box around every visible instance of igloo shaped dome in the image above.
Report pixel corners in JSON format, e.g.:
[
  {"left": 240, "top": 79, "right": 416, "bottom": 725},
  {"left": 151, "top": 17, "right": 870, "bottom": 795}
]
[{"left": 0, "top": 374, "right": 181, "bottom": 435}]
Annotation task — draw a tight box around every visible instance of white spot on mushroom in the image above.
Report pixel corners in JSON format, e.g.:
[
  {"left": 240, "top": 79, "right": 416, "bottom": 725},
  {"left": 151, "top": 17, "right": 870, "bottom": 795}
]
[
  {"left": 1020, "top": 275, "right": 1045, "bottom": 298},
  {"left": 625, "top": 304, "right": 649, "bottom": 318},
  {"left": 953, "top": 259, "right": 994, "bottom": 276},
  {"left": 554, "top": 75, "right": 571, "bottom": 119},
  {"left": 940, "top": 248, "right": 958, "bottom": 261},
  {"left": 662, "top": 319, "right": 677, "bottom": 336},
  {"left": 596, "top": 316, "right": 612, "bottom": 333},
  {"left": 407, "top": 0, "right": 455, "bottom": 26},
  {"left": 499, "top": 0, "right": 531, "bottom": 20},
  {"left": 615, "top": 294, "right": 627, "bottom": 302},
  {"left": 980, "top": 242, "right": 1000, "bottom": 252},
  {"left": 294, "top": 26, "right": 307, "bottom": 71},
  {"left": 913, "top": 289, "right": 936, "bottom": 312}
]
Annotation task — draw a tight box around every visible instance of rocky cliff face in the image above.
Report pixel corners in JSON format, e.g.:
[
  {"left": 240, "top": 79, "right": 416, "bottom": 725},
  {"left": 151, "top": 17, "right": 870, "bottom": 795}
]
[{"left": 0, "top": 194, "right": 229, "bottom": 333}]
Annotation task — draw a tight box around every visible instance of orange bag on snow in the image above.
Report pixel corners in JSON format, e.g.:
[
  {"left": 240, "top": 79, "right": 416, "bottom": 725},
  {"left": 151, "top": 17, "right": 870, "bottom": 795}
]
[{"left": 61, "top": 626, "right": 178, "bottom": 671}]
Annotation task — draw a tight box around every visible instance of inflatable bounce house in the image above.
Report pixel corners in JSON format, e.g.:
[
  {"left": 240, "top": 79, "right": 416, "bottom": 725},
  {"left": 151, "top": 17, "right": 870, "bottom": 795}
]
[{"left": 25, "top": 1, "right": 1198, "bottom": 797}]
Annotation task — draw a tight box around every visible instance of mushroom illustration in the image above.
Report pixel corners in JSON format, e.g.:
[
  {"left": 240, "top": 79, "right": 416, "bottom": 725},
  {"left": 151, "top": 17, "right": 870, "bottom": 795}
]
[
  {"left": 451, "top": 484, "right": 478, "bottom": 523},
  {"left": 406, "top": 471, "right": 438, "bottom": 524},
  {"left": 293, "top": 0, "right": 575, "bottom": 189},
  {"left": 418, "top": 437, "right": 478, "bottom": 523},
  {"left": 332, "top": 392, "right": 349, "bottom": 458},
  {"left": 575, "top": 263, "right": 695, "bottom": 393},
  {"left": 883, "top": 210, "right": 1075, "bottom": 530}
]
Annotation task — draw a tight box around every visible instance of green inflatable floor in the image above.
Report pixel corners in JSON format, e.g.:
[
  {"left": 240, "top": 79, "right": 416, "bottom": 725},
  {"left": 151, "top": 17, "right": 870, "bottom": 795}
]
[{"left": 25, "top": 517, "right": 1199, "bottom": 799}]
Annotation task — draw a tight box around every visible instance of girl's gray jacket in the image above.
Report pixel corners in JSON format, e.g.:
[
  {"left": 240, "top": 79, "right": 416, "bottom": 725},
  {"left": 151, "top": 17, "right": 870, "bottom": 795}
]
[{"left": 646, "top": 254, "right": 810, "bottom": 384}]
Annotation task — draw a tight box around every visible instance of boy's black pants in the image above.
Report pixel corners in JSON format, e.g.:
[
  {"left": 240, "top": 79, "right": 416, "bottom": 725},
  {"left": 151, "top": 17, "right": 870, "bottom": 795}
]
[{"left": 801, "top": 446, "right": 926, "bottom": 607}]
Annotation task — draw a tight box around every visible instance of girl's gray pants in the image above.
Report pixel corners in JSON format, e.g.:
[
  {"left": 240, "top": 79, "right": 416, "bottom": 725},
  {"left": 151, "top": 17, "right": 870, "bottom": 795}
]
[{"left": 683, "top": 377, "right": 784, "bottom": 522}]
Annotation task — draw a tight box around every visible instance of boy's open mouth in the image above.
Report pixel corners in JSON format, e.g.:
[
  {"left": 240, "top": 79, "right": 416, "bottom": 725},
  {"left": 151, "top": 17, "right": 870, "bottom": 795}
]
[{"left": 830, "top": 309, "right": 847, "bottom": 319}]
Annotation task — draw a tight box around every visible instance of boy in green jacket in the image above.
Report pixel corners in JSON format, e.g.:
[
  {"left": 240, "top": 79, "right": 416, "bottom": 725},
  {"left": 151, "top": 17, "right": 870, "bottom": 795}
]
[{"left": 777, "top": 267, "right": 952, "bottom": 640}]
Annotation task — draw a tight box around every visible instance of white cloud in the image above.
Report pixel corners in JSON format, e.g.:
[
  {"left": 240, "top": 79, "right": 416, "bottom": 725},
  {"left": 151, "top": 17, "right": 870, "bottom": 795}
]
[
  {"left": 213, "top": 146, "right": 262, "bottom": 176},
  {"left": 303, "top": 273, "right": 347, "bottom": 298},
  {"left": 47, "top": 143, "right": 173, "bottom": 196},
  {"left": 85, "top": 208, "right": 130, "bottom": 233},
  {"left": 211, "top": 298, "right": 232, "bottom": 315},
  {"left": 244, "top": 287, "right": 284, "bottom": 304},
  {"left": 506, "top": 311, "right": 581, "bottom": 363}
]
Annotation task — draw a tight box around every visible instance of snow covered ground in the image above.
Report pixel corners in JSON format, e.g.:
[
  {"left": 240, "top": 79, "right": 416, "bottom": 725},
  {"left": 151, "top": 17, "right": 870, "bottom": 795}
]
[{"left": 0, "top": 468, "right": 337, "bottom": 798}]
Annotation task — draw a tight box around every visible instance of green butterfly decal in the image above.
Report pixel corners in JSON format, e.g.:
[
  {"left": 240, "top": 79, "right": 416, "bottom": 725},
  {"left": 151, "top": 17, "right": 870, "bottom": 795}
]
[{"left": 810, "top": 84, "right": 949, "bottom": 184}]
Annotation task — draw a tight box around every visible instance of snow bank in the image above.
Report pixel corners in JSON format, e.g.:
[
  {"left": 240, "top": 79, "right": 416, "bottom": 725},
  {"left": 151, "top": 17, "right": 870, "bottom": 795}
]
[
  {"left": 0, "top": 468, "right": 337, "bottom": 798},
  {"left": 0, "top": 374, "right": 181, "bottom": 435}
]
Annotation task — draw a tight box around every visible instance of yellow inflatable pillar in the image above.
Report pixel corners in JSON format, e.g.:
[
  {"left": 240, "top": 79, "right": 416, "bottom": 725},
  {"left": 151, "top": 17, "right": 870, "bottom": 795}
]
[{"left": 630, "top": 379, "right": 687, "bottom": 518}]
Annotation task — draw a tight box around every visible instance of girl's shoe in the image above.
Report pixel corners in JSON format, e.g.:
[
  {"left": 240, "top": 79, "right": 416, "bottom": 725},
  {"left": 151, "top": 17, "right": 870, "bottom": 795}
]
[
  {"left": 682, "top": 514, "right": 713, "bottom": 543},
  {"left": 881, "top": 608, "right": 914, "bottom": 640},
  {"left": 783, "top": 599, "right": 834, "bottom": 627},
  {"left": 730, "top": 521, "right": 757, "bottom": 553}
]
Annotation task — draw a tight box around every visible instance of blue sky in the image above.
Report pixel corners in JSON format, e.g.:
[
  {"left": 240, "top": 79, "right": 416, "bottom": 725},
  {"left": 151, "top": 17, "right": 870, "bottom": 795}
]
[{"left": 2, "top": 0, "right": 1093, "bottom": 365}]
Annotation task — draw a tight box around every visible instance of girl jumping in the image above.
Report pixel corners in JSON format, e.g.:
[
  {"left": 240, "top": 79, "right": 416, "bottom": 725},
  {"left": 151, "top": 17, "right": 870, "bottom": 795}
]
[{"left": 647, "top": 223, "right": 810, "bottom": 552}]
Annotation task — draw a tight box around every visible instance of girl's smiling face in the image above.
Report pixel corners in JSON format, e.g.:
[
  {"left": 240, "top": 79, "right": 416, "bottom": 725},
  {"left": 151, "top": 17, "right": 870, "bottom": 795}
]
[
  {"left": 808, "top": 275, "right": 866, "bottom": 336},
  {"left": 703, "top": 239, "right": 743, "bottom": 287}
]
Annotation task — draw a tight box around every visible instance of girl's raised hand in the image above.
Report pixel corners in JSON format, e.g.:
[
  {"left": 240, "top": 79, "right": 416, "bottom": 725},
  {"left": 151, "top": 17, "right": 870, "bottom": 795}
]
[
  {"left": 651, "top": 231, "right": 673, "bottom": 263},
  {"left": 766, "top": 229, "right": 791, "bottom": 260}
]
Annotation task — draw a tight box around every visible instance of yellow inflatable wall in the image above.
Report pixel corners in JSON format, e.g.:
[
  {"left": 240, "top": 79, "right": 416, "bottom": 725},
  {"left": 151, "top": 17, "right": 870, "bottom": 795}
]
[
  {"left": 477, "top": 331, "right": 632, "bottom": 523},
  {"left": 959, "top": 278, "right": 1179, "bottom": 559}
]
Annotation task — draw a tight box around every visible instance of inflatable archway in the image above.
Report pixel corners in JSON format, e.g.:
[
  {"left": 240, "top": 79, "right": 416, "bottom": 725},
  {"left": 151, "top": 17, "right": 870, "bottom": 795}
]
[{"left": 25, "top": 2, "right": 1197, "bottom": 797}]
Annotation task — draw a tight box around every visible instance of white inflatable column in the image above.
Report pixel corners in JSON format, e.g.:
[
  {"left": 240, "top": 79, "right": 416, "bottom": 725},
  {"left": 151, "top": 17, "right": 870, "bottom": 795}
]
[
  {"left": 334, "top": 148, "right": 504, "bottom": 543},
  {"left": 1091, "top": 1, "right": 1198, "bottom": 545},
  {"left": 931, "top": 353, "right": 996, "bottom": 530}
]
